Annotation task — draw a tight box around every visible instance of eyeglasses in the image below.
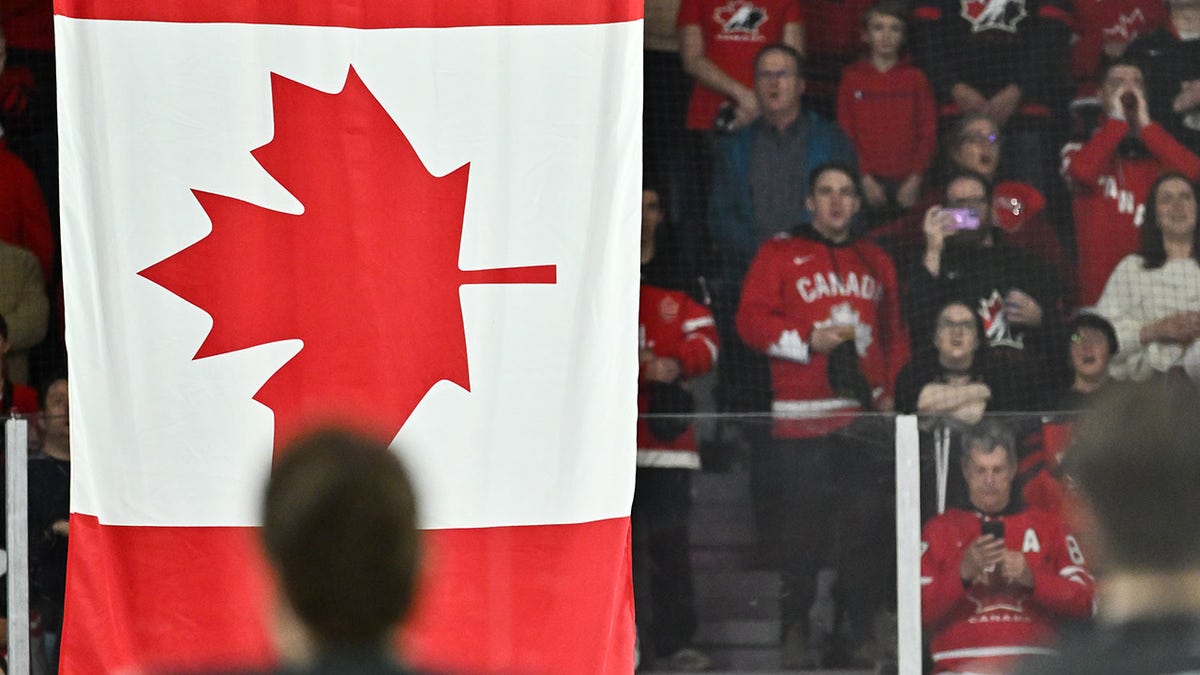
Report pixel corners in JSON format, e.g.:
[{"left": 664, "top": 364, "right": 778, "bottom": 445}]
[
  {"left": 755, "top": 69, "right": 797, "bottom": 81},
  {"left": 946, "top": 197, "right": 987, "bottom": 209},
  {"left": 962, "top": 131, "right": 1001, "bottom": 146},
  {"left": 1071, "top": 332, "right": 1108, "bottom": 347},
  {"left": 937, "top": 318, "right": 975, "bottom": 331}
]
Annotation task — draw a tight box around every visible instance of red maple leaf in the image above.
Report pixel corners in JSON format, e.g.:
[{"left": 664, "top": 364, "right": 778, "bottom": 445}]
[{"left": 139, "top": 67, "right": 556, "bottom": 451}]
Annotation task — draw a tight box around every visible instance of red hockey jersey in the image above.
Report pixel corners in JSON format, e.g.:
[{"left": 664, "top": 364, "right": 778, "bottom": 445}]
[
  {"left": 677, "top": 0, "right": 803, "bottom": 129},
  {"left": 736, "top": 232, "right": 908, "bottom": 437},
  {"left": 638, "top": 284, "right": 719, "bottom": 468},
  {"left": 921, "top": 507, "right": 1095, "bottom": 674},
  {"left": 1061, "top": 118, "right": 1200, "bottom": 306}
]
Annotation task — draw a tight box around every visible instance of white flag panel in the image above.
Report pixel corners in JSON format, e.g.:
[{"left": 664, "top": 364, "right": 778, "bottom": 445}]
[{"left": 58, "top": 18, "right": 641, "bottom": 529}]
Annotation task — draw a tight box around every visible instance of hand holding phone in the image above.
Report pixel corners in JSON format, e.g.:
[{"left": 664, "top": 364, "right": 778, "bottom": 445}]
[
  {"left": 944, "top": 207, "right": 981, "bottom": 231},
  {"left": 981, "top": 519, "right": 1005, "bottom": 541},
  {"left": 980, "top": 519, "right": 1006, "bottom": 575}
]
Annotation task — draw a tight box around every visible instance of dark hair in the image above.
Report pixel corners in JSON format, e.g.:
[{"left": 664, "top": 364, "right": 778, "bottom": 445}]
[
  {"left": 808, "top": 160, "right": 861, "bottom": 196},
  {"left": 1138, "top": 172, "right": 1200, "bottom": 270},
  {"left": 0, "top": 313, "right": 7, "bottom": 341},
  {"left": 262, "top": 427, "right": 420, "bottom": 647},
  {"left": 1068, "top": 312, "right": 1118, "bottom": 356},
  {"left": 960, "top": 419, "right": 1016, "bottom": 467},
  {"left": 944, "top": 168, "right": 994, "bottom": 205},
  {"left": 1067, "top": 383, "right": 1200, "bottom": 570},
  {"left": 862, "top": 0, "right": 909, "bottom": 27},
  {"left": 39, "top": 371, "right": 67, "bottom": 409},
  {"left": 753, "top": 42, "right": 805, "bottom": 77},
  {"left": 950, "top": 113, "right": 1000, "bottom": 152},
  {"left": 1103, "top": 59, "right": 1143, "bottom": 82},
  {"left": 931, "top": 113, "right": 1001, "bottom": 185}
]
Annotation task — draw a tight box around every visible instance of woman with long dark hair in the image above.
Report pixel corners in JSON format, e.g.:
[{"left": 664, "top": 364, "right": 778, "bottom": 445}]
[{"left": 1096, "top": 172, "right": 1200, "bottom": 381}]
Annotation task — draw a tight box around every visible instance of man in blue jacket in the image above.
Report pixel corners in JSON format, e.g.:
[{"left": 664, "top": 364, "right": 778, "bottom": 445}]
[{"left": 706, "top": 42, "right": 857, "bottom": 568}]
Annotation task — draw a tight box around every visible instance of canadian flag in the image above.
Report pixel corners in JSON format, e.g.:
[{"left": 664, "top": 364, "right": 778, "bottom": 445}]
[{"left": 55, "top": 2, "right": 641, "bottom": 673}]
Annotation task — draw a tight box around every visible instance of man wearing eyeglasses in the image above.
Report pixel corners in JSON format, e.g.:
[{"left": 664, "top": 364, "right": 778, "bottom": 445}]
[
  {"left": 906, "top": 170, "right": 1068, "bottom": 410},
  {"left": 709, "top": 43, "right": 859, "bottom": 288}
]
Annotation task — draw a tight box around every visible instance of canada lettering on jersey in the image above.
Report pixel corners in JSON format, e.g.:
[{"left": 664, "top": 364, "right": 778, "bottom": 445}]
[
  {"left": 968, "top": 591, "right": 1030, "bottom": 618},
  {"left": 795, "top": 271, "right": 882, "bottom": 303},
  {"left": 713, "top": 1, "right": 770, "bottom": 41},
  {"left": 968, "top": 611, "right": 1036, "bottom": 624},
  {"left": 961, "top": 0, "right": 1029, "bottom": 33},
  {"left": 1098, "top": 175, "right": 1147, "bottom": 224}
]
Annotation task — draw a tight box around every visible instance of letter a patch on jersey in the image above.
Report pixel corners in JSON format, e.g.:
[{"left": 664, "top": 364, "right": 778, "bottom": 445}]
[{"left": 1022, "top": 528, "right": 1041, "bottom": 553}]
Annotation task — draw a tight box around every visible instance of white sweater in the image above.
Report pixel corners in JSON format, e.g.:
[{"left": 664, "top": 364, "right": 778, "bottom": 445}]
[{"left": 1095, "top": 255, "right": 1200, "bottom": 381}]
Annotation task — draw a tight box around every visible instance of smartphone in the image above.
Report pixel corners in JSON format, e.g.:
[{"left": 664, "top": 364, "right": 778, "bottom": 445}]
[
  {"left": 981, "top": 519, "right": 1005, "bottom": 540},
  {"left": 713, "top": 102, "right": 737, "bottom": 134},
  {"left": 944, "top": 207, "right": 981, "bottom": 231}
]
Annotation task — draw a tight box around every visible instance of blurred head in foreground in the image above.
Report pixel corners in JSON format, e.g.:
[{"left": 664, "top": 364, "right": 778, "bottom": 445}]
[
  {"left": 1068, "top": 383, "right": 1200, "bottom": 576},
  {"left": 262, "top": 427, "right": 419, "bottom": 661}
]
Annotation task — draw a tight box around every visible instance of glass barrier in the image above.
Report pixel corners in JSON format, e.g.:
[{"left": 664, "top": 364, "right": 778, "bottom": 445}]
[
  {"left": 634, "top": 407, "right": 1093, "bottom": 674},
  {"left": 4, "top": 405, "right": 1097, "bottom": 674}
]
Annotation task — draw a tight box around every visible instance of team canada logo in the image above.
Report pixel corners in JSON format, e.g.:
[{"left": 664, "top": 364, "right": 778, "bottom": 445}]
[
  {"left": 714, "top": 1, "right": 769, "bottom": 39},
  {"left": 977, "top": 291, "right": 1024, "bottom": 349},
  {"left": 966, "top": 589, "right": 1030, "bottom": 620},
  {"left": 1102, "top": 9, "right": 1147, "bottom": 42},
  {"left": 815, "top": 302, "right": 874, "bottom": 356},
  {"left": 659, "top": 296, "right": 680, "bottom": 323},
  {"left": 961, "top": 0, "right": 1028, "bottom": 33}
]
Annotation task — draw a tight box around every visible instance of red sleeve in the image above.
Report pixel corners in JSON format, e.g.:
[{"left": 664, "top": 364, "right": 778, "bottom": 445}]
[
  {"left": 1021, "top": 471, "right": 1065, "bottom": 515},
  {"left": 10, "top": 383, "right": 39, "bottom": 415},
  {"left": 676, "top": 0, "right": 701, "bottom": 27},
  {"left": 1028, "top": 517, "right": 1095, "bottom": 619},
  {"left": 836, "top": 68, "right": 860, "bottom": 152},
  {"left": 1062, "top": 118, "right": 1127, "bottom": 189},
  {"left": 1068, "top": 12, "right": 1103, "bottom": 82},
  {"left": 921, "top": 518, "right": 969, "bottom": 627},
  {"left": 784, "top": 0, "right": 803, "bottom": 25},
  {"left": 1142, "top": 122, "right": 1200, "bottom": 180},
  {"left": 676, "top": 295, "right": 720, "bottom": 377},
  {"left": 912, "top": 69, "right": 938, "bottom": 176},
  {"left": 875, "top": 248, "right": 909, "bottom": 398},
  {"left": 735, "top": 242, "right": 804, "bottom": 354}
]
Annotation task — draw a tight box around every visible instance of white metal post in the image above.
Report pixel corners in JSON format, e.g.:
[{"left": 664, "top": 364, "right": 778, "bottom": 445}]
[
  {"left": 895, "top": 414, "right": 921, "bottom": 675},
  {"left": 6, "top": 416, "right": 30, "bottom": 675}
]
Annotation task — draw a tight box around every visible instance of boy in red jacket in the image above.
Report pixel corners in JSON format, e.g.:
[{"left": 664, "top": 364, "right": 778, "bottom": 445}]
[{"left": 837, "top": 0, "right": 937, "bottom": 224}]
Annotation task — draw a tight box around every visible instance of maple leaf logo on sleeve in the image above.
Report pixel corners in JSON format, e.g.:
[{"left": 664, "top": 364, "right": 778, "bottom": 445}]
[{"left": 139, "top": 67, "right": 556, "bottom": 451}]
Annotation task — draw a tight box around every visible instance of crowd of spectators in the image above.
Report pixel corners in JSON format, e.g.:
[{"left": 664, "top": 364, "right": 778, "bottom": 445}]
[{"left": 641, "top": 0, "right": 1200, "bottom": 670}]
